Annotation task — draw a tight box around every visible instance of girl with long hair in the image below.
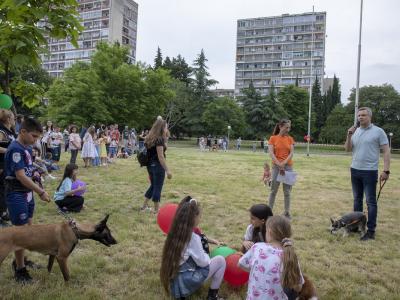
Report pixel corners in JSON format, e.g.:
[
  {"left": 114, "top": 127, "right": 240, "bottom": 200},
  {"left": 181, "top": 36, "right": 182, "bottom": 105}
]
[
  {"left": 160, "top": 196, "right": 226, "bottom": 300},
  {"left": 54, "top": 163, "right": 85, "bottom": 212},
  {"left": 268, "top": 119, "right": 295, "bottom": 219},
  {"left": 141, "top": 117, "right": 172, "bottom": 213},
  {"left": 81, "top": 126, "right": 96, "bottom": 168},
  {"left": 241, "top": 203, "right": 273, "bottom": 253},
  {"left": 239, "top": 215, "right": 304, "bottom": 300}
]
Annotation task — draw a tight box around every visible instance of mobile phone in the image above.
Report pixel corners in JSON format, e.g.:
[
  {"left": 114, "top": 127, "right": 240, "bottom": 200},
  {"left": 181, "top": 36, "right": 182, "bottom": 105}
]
[{"left": 356, "top": 121, "right": 360, "bottom": 128}]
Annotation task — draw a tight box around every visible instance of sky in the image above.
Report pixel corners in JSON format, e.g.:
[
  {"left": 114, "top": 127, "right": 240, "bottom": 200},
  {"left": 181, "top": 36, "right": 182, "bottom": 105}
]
[{"left": 135, "top": 0, "right": 400, "bottom": 103}]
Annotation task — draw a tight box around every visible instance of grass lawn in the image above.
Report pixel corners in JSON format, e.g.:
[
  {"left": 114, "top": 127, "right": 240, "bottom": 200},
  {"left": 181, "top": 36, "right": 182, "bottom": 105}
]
[{"left": 1, "top": 147, "right": 399, "bottom": 300}]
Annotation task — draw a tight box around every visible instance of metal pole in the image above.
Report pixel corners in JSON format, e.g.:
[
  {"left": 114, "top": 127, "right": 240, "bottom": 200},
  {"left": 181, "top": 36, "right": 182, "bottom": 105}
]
[
  {"left": 354, "top": 0, "right": 364, "bottom": 125},
  {"left": 307, "top": 6, "right": 315, "bottom": 157}
]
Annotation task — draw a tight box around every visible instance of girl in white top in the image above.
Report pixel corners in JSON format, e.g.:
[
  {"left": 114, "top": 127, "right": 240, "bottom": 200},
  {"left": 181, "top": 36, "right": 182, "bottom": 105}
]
[
  {"left": 242, "top": 204, "right": 273, "bottom": 253},
  {"left": 81, "top": 126, "right": 96, "bottom": 167},
  {"left": 160, "top": 196, "right": 226, "bottom": 300}
]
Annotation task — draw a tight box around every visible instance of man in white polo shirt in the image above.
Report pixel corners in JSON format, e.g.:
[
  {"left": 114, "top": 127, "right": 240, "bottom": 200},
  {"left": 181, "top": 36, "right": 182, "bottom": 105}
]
[{"left": 344, "top": 107, "right": 390, "bottom": 241}]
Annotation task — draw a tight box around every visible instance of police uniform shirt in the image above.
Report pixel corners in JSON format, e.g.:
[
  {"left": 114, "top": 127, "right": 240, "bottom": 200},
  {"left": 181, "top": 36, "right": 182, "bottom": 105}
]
[{"left": 5, "top": 140, "right": 34, "bottom": 187}]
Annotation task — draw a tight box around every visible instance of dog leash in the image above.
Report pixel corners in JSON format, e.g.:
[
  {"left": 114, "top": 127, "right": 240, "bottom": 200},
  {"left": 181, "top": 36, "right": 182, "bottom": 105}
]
[
  {"left": 56, "top": 207, "right": 78, "bottom": 230},
  {"left": 376, "top": 178, "right": 387, "bottom": 202}
]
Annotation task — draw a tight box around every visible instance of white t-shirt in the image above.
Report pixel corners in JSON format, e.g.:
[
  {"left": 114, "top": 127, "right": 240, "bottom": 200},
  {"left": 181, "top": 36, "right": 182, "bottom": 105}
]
[
  {"left": 244, "top": 224, "right": 254, "bottom": 241},
  {"left": 180, "top": 232, "right": 210, "bottom": 267},
  {"left": 50, "top": 132, "right": 63, "bottom": 147}
]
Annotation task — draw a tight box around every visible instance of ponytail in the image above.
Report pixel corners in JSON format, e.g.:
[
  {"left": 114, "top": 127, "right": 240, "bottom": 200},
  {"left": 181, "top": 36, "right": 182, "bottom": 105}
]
[
  {"left": 281, "top": 238, "right": 301, "bottom": 289},
  {"left": 266, "top": 216, "right": 301, "bottom": 289},
  {"left": 272, "top": 119, "right": 291, "bottom": 136}
]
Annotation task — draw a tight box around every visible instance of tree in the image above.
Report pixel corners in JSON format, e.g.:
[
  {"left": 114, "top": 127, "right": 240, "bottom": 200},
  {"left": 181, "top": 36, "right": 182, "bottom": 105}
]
[
  {"left": 311, "top": 77, "right": 325, "bottom": 140},
  {"left": 167, "top": 55, "right": 192, "bottom": 86},
  {"left": 324, "top": 75, "right": 341, "bottom": 118},
  {"left": 202, "top": 97, "right": 246, "bottom": 137},
  {"left": 331, "top": 75, "right": 341, "bottom": 111},
  {"left": 164, "top": 79, "right": 193, "bottom": 136},
  {"left": 277, "top": 85, "right": 309, "bottom": 140},
  {"left": 191, "top": 49, "right": 218, "bottom": 100},
  {"left": 47, "top": 62, "right": 109, "bottom": 127},
  {"left": 239, "top": 81, "right": 266, "bottom": 137},
  {"left": 47, "top": 42, "right": 174, "bottom": 128},
  {"left": 154, "top": 47, "right": 163, "bottom": 69},
  {"left": 320, "top": 104, "right": 353, "bottom": 144},
  {"left": 12, "top": 65, "right": 53, "bottom": 114},
  {"left": 263, "top": 83, "right": 287, "bottom": 134},
  {"left": 163, "top": 56, "right": 172, "bottom": 70},
  {"left": 0, "top": 0, "right": 82, "bottom": 107}
]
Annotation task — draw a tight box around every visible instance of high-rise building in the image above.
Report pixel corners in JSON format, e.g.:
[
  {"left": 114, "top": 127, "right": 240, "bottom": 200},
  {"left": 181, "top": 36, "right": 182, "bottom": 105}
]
[
  {"left": 235, "top": 12, "right": 326, "bottom": 96},
  {"left": 41, "top": 0, "right": 138, "bottom": 78}
]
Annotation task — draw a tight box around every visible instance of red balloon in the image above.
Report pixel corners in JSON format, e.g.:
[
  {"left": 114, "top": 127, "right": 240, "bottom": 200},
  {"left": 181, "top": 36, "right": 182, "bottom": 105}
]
[
  {"left": 157, "top": 203, "right": 178, "bottom": 234},
  {"left": 224, "top": 253, "right": 249, "bottom": 286}
]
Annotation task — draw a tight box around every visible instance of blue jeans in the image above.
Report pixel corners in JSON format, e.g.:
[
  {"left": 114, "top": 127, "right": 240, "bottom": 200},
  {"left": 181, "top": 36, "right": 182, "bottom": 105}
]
[
  {"left": 145, "top": 161, "right": 165, "bottom": 202},
  {"left": 51, "top": 145, "right": 61, "bottom": 162},
  {"left": 351, "top": 168, "right": 378, "bottom": 232}
]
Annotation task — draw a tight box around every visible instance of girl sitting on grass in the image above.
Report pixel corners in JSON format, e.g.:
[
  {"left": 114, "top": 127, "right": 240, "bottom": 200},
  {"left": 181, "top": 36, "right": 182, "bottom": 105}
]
[
  {"left": 239, "top": 215, "right": 304, "bottom": 300},
  {"left": 160, "top": 196, "right": 226, "bottom": 300},
  {"left": 54, "top": 163, "right": 85, "bottom": 213},
  {"left": 241, "top": 203, "right": 273, "bottom": 253}
]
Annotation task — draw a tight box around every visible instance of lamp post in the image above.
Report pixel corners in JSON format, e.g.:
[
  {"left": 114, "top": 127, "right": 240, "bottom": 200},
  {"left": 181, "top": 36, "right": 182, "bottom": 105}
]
[
  {"left": 354, "top": 0, "right": 364, "bottom": 125},
  {"left": 227, "top": 125, "right": 231, "bottom": 149},
  {"left": 389, "top": 132, "right": 393, "bottom": 152}
]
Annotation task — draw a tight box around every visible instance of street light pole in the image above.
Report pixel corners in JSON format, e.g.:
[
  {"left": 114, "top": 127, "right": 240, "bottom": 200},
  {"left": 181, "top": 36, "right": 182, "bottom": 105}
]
[
  {"left": 354, "top": 0, "right": 364, "bottom": 125},
  {"left": 227, "top": 125, "right": 231, "bottom": 150},
  {"left": 389, "top": 132, "right": 393, "bottom": 152}
]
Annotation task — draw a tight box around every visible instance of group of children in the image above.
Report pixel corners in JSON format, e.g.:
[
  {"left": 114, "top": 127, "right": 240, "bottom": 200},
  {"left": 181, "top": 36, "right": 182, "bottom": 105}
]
[
  {"left": 161, "top": 196, "right": 305, "bottom": 300},
  {"left": 72, "top": 125, "right": 135, "bottom": 168}
]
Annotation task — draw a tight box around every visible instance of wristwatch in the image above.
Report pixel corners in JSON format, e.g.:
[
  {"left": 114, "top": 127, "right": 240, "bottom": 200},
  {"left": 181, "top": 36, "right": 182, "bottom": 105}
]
[{"left": 384, "top": 170, "right": 390, "bottom": 175}]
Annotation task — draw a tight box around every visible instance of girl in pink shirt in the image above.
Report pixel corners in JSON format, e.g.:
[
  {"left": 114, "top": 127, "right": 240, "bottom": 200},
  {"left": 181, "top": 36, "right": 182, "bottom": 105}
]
[{"left": 239, "top": 216, "right": 304, "bottom": 300}]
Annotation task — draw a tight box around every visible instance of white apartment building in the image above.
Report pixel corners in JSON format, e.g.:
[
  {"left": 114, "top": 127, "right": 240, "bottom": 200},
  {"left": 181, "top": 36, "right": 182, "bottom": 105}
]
[
  {"left": 235, "top": 12, "right": 326, "bottom": 96},
  {"left": 41, "top": 0, "right": 138, "bottom": 78}
]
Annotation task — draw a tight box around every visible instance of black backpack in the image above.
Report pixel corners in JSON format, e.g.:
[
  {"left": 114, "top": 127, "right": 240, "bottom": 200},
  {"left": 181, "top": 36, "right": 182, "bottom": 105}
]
[{"left": 137, "top": 147, "right": 149, "bottom": 167}]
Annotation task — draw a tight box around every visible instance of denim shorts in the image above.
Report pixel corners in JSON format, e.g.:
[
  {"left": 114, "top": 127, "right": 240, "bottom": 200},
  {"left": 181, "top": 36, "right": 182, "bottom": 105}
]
[{"left": 6, "top": 192, "right": 35, "bottom": 225}]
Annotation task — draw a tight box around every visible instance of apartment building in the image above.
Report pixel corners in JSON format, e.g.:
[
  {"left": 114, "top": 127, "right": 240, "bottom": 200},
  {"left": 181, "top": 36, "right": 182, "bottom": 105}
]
[
  {"left": 41, "top": 0, "right": 138, "bottom": 78},
  {"left": 235, "top": 12, "right": 326, "bottom": 96}
]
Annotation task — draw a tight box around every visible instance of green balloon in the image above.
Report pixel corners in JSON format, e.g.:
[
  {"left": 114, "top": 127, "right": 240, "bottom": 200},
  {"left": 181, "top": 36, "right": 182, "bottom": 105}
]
[
  {"left": 0, "top": 94, "right": 12, "bottom": 109},
  {"left": 210, "top": 246, "right": 236, "bottom": 258}
]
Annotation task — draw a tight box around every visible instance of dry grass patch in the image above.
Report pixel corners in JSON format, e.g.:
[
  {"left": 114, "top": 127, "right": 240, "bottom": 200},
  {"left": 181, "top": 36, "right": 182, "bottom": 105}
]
[{"left": 0, "top": 147, "right": 399, "bottom": 299}]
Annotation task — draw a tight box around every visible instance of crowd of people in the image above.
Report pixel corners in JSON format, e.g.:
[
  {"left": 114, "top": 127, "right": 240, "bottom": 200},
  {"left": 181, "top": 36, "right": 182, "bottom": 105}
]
[{"left": 0, "top": 107, "right": 391, "bottom": 299}]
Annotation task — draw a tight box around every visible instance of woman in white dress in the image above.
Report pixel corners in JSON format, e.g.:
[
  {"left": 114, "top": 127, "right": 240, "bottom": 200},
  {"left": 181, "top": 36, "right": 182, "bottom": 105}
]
[{"left": 81, "top": 126, "right": 96, "bottom": 167}]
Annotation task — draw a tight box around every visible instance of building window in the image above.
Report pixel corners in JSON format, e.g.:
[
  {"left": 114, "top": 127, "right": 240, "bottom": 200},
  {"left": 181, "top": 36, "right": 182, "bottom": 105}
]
[
  {"left": 83, "top": 41, "right": 91, "bottom": 48},
  {"left": 102, "top": 10, "right": 109, "bottom": 18}
]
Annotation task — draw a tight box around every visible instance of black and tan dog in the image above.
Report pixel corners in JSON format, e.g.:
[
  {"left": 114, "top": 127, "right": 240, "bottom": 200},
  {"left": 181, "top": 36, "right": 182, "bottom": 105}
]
[
  {"left": 330, "top": 211, "right": 367, "bottom": 237},
  {"left": 0, "top": 215, "right": 117, "bottom": 281}
]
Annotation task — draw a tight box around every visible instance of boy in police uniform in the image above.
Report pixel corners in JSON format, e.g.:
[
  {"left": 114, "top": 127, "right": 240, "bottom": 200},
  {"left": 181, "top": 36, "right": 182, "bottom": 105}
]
[{"left": 4, "top": 118, "right": 50, "bottom": 283}]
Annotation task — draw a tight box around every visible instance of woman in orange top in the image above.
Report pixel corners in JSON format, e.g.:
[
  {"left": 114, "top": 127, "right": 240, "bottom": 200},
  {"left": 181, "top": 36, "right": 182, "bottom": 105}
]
[{"left": 267, "top": 119, "right": 295, "bottom": 219}]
